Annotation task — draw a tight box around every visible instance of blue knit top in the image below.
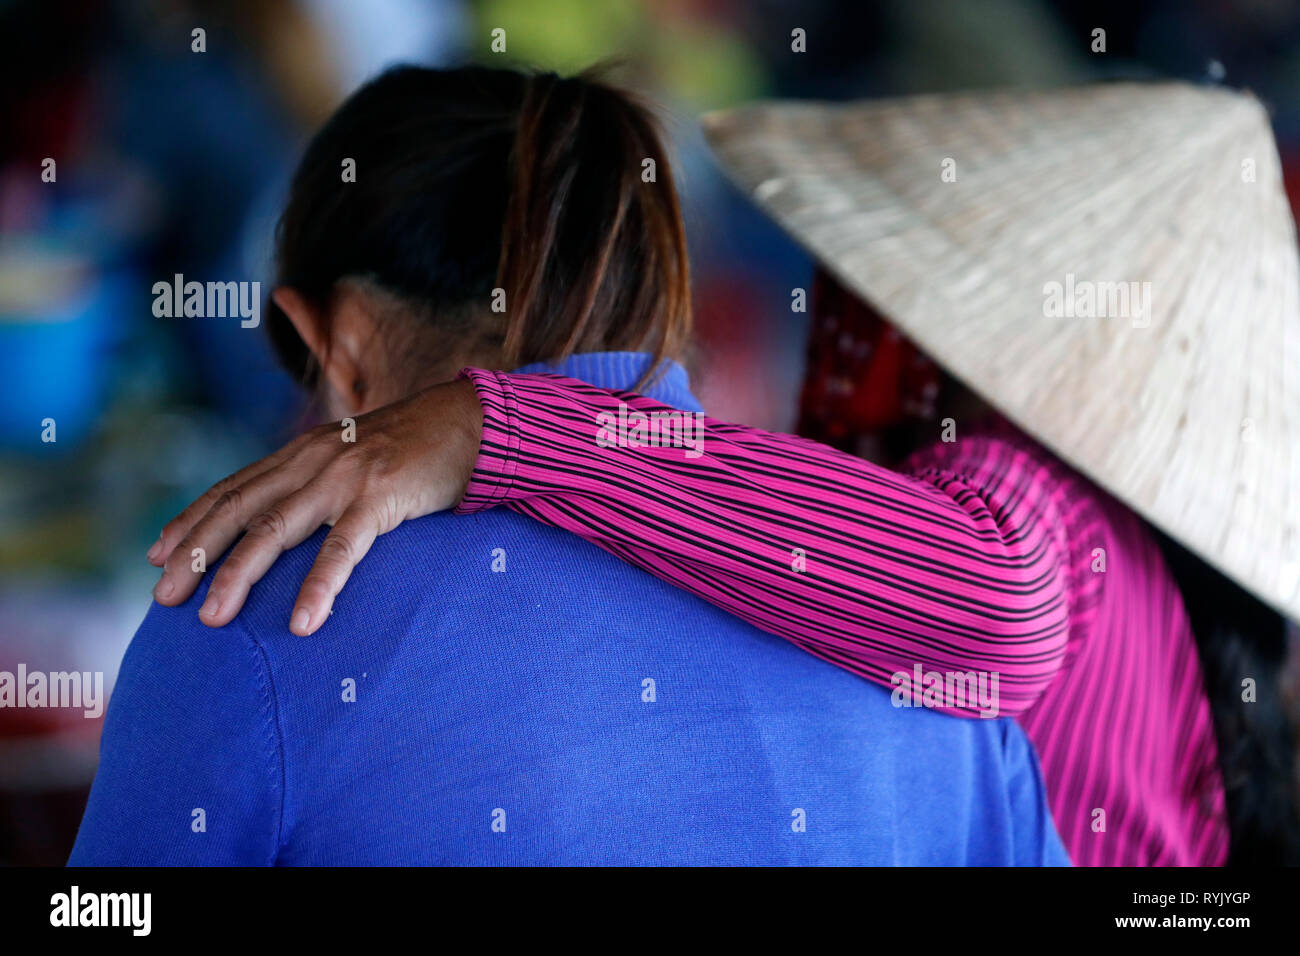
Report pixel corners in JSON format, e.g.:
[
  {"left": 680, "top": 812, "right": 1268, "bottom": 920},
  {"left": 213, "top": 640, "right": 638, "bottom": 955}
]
[{"left": 70, "top": 352, "right": 1068, "bottom": 865}]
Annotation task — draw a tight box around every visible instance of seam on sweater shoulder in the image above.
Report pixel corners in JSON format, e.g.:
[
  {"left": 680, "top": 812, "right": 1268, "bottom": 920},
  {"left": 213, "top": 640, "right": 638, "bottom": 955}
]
[{"left": 229, "top": 615, "right": 288, "bottom": 865}]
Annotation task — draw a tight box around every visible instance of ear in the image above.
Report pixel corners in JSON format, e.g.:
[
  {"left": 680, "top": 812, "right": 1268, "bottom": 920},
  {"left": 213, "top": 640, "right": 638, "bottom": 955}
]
[{"left": 272, "top": 286, "right": 370, "bottom": 415}]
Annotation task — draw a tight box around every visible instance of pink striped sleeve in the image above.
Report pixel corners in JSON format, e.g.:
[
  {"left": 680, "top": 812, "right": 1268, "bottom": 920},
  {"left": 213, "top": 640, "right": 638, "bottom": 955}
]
[{"left": 455, "top": 367, "right": 1075, "bottom": 718}]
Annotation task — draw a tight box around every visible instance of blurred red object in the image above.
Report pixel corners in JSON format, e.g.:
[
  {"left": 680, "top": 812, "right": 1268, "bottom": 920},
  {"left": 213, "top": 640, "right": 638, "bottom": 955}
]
[{"left": 798, "top": 267, "right": 941, "bottom": 446}]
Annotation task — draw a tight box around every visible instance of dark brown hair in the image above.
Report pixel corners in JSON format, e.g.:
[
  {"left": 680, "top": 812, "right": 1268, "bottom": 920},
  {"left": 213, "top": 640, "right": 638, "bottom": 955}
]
[{"left": 267, "top": 63, "right": 691, "bottom": 391}]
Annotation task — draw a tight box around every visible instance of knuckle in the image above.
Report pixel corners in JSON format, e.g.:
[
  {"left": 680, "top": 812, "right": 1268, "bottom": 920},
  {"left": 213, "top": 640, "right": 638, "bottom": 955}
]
[
  {"left": 367, "top": 494, "right": 401, "bottom": 533},
  {"left": 247, "top": 507, "right": 290, "bottom": 541},
  {"left": 360, "top": 449, "right": 401, "bottom": 491},
  {"left": 319, "top": 532, "right": 357, "bottom": 566},
  {"left": 322, "top": 453, "right": 361, "bottom": 484},
  {"left": 212, "top": 487, "right": 245, "bottom": 518},
  {"left": 208, "top": 474, "right": 239, "bottom": 501},
  {"left": 341, "top": 440, "right": 374, "bottom": 466}
]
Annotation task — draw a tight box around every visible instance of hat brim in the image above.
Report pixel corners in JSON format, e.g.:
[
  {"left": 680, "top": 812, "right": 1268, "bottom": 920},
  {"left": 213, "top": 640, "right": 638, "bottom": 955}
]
[{"left": 703, "top": 83, "right": 1300, "bottom": 621}]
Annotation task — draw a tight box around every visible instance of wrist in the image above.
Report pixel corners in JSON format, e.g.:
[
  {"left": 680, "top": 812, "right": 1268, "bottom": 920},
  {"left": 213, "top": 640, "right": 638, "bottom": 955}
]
[
  {"left": 452, "top": 367, "right": 521, "bottom": 513},
  {"left": 447, "top": 378, "right": 482, "bottom": 500}
]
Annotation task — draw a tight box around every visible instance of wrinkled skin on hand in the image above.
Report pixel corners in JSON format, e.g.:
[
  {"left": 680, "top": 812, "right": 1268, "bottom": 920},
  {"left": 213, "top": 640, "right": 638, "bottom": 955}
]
[{"left": 148, "top": 377, "right": 482, "bottom": 635}]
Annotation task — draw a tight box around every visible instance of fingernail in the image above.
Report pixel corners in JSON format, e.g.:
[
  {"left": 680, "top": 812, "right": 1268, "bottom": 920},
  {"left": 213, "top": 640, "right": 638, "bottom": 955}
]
[
  {"left": 291, "top": 607, "right": 311, "bottom": 634},
  {"left": 154, "top": 578, "right": 174, "bottom": 601},
  {"left": 147, "top": 538, "right": 163, "bottom": 563},
  {"left": 200, "top": 594, "right": 220, "bottom": 619}
]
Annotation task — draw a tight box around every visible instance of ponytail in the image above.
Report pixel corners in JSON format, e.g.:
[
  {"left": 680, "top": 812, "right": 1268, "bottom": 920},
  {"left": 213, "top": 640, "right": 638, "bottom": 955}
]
[
  {"left": 269, "top": 64, "right": 691, "bottom": 394},
  {"left": 496, "top": 67, "right": 691, "bottom": 387}
]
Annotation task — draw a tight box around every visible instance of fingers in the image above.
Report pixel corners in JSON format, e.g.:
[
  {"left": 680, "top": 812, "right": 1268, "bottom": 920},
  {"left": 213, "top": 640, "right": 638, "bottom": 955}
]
[
  {"left": 288, "top": 503, "right": 382, "bottom": 635},
  {"left": 195, "top": 470, "right": 348, "bottom": 628},
  {"left": 152, "top": 449, "right": 329, "bottom": 608},
  {"left": 148, "top": 430, "right": 315, "bottom": 567}
]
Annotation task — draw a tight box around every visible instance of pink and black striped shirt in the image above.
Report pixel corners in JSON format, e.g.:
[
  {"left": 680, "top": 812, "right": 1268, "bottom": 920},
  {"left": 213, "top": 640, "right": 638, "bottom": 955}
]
[{"left": 455, "top": 364, "right": 1229, "bottom": 866}]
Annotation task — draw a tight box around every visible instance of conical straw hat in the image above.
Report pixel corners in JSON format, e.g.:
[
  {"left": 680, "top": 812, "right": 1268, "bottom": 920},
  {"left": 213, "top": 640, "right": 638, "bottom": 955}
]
[{"left": 702, "top": 83, "right": 1300, "bottom": 622}]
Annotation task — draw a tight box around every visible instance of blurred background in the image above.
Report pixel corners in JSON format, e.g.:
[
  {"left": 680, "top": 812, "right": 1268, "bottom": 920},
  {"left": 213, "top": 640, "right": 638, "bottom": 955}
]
[{"left": 2, "top": 0, "right": 1300, "bottom": 865}]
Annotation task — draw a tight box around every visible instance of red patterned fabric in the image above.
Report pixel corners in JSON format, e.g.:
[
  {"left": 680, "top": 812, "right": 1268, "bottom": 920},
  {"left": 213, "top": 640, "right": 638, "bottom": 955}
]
[{"left": 798, "top": 268, "right": 941, "bottom": 445}]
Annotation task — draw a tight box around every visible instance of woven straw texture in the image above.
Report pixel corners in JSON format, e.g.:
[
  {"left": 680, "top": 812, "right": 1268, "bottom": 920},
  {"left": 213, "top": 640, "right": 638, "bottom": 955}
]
[{"left": 703, "top": 82, "right": 1300, "bottom": 621}]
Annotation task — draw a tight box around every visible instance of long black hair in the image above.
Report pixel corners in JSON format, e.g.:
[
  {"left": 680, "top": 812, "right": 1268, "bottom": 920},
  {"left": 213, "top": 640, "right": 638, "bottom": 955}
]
[{"left": 1152, "top": 528, "right": 1300, "bottom": 865}]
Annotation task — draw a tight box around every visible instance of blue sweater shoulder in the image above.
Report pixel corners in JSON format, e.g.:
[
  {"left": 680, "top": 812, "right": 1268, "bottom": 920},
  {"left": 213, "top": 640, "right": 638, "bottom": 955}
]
[{"left": 69, "top": 596, "right": 284, "bottom": 865}]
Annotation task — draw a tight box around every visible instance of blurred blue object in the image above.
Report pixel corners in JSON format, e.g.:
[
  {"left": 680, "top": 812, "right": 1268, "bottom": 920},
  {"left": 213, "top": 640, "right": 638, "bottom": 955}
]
[{"left": 0, "top": 255, "right": 133, "bottom": 454}]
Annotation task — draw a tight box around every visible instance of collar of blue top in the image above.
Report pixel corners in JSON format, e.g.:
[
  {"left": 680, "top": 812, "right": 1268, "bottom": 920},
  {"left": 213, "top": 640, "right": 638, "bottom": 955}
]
[{"left": 511, "top": 351, "right": 703, "bottom": 414}]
